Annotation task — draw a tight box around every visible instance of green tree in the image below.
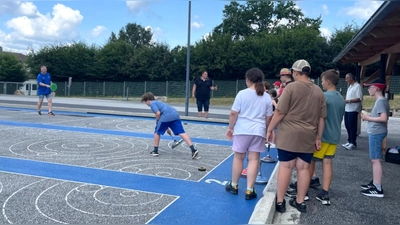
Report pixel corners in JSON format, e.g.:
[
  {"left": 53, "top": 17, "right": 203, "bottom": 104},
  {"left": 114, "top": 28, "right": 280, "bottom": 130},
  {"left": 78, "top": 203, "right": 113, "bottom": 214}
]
[
  {"left": 0, "top": 53, "right": 27, "bottom": 82},
  {"left": 109, "top": 23, "right": 153, "bottom": 48}
]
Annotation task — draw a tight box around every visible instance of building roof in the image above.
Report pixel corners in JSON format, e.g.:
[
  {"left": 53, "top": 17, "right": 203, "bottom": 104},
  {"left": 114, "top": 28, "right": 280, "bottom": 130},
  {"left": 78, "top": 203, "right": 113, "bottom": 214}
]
[{"left": 333, "top": 1, "right": 400, "bottom": 66}]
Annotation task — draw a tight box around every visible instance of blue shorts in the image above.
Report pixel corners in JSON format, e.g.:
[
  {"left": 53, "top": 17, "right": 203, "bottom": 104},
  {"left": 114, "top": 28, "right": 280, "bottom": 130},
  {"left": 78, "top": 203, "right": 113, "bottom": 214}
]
[
  {"left": 368, "top": 132, "right": 387, "bottom": 159},
  {"left": 155, "top": 120, "right": 185, "bottom": 135},
  {"left": 277, "top": 149, "right": 313, "bottom": 163},
  {"left": 39, "top": 94, "right": 52, "bottom": 99}
]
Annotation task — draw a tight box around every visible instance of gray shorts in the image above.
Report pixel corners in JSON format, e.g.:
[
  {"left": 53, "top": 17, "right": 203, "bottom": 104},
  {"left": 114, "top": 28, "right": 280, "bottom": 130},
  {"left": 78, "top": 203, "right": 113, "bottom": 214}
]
[
  {"left": 39, "top": 94, "right": 52, "bottom": 99},
  {"left": 232, "top": 135, "right": 265, "bottom": 153}
]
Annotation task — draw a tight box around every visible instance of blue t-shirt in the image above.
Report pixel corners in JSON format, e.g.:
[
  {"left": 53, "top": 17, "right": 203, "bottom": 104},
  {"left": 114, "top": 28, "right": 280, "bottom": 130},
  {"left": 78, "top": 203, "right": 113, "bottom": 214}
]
[
  {"left": 322, "top": 91, "right": 346, "bottom": 144},
  {"left": 150, "top": 101, "right": 180, "bottom": 122},
  {"left": 37, "top": 73, "right": 52, "bottom": 95}
]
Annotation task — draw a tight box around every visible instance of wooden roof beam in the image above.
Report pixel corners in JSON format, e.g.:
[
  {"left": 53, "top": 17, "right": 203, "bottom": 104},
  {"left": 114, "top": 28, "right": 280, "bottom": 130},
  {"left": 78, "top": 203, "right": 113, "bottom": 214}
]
[{"left": 360, "top": 42, "right": 400, "bottom": 66}]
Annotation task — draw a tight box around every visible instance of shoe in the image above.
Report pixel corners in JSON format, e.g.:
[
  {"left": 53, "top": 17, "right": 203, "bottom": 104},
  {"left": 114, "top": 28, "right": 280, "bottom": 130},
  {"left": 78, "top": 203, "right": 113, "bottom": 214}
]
[
  {"left": 150, "top": 151, "right": 159, "bottom": 157},
  {"left": 361, "top": 185, "right": 384, "bottom": 198},
  {"left": 316, "top": 193, "right": 331, "bottom": 205},
  {"left": 360, "top": 180, "right": 374, "bottom": 190},
  {"left": 286, "top": 188, "right": 309, "bottom": 201},
  {"left": 241, "top": 168, "right": 247, "bottom": 177},
  {"left": 245, "top": 188, "right": 257, "bottom": 200},
  {"left": 225, "top": 181, "right": 238, "bottom": 195},
  {"left": 289, "top": 177, "right": 321, "bottom": 190},
  {"left": 289, "top": 198, "right": 306, "bottom": 213},
  {"left": 276, "top": 199, "right": 286, "bottom": 213},
  {"left": 48, "top": 111, "right": 55, "bottom": 116},
  {"left": 191, "top": 150, "right": 199, "bottom": 159},
  {"left": 342, "top": 142, "right": 350, "bottom": 148},
  {"left": 38, "top": 111, "right": 42, "bottom": 115},
  {"left": 345, "top": 143, "right": 356, "bottom": 150},
  {"left": 171, "top": 139, "right": 184, "bottom": 149}
]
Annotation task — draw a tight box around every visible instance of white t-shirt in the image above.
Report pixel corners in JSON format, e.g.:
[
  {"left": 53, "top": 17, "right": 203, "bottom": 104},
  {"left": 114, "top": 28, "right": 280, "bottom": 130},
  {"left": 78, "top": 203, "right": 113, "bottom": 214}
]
[
  {"left": 345, "top": 82, "right": 363, "bottom": 112},
  {"left": 231, "top": 88, "right": 273, "bottom": 138}
]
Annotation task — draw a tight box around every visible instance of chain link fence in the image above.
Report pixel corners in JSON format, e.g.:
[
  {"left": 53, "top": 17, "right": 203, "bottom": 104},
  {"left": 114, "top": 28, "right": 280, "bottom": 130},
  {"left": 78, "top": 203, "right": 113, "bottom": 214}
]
[{"left": 2, "top": 76, "right": 400, "bottom": 98}]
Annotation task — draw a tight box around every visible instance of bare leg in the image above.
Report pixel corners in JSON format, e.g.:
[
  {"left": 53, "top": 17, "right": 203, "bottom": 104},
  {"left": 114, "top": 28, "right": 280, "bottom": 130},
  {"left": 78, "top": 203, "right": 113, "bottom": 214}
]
[
  {"left": 47, "top": 97, "right": 53, "bottom": 112},
  {"left": 246, "top": 151, "right": 260, "bottom": 189},
  {"left": 153, "top": 133, "right": 160, "bottom": 147},
  {"left": 322, "top": 158, "right": 333, "bottom": 191},
  {"left": 197, "top": 112, "right": 202, "bottom": 117},
  {"left": 371, "top": 159, "right": 382, "bottom": 185},
  {"left": 37, "top": 99, "right": 43, "bottom": 111},
  {"left": 204, "top": 111, "right": 209, "bottom": 118},
  {"left": 178, "top": 133, "right": 193, "bottom": 146},
  {"left": 295, "top": 158, "right": 311, "bottom": 203},
  {"left": 232, "top": 152, "right": 246, "bottom": 184},
  {"left": 309, "top": 160, "right": 316, "bottom": 180},
  {"left": 276, "top": 160, "right": 295, "bottom": 203}
]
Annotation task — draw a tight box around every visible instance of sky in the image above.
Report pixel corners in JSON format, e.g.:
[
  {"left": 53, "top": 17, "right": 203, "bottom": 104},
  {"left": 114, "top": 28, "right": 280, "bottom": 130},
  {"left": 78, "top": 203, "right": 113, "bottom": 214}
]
[{"left": 0, "top": 0, "right": 384, "bottom": 54}]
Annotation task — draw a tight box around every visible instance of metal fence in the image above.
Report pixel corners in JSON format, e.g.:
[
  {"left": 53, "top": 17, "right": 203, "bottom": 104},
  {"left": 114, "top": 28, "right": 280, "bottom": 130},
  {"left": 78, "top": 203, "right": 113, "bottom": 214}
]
[{"left": 2, "top": 76, "right": 400, "bottom": 98}]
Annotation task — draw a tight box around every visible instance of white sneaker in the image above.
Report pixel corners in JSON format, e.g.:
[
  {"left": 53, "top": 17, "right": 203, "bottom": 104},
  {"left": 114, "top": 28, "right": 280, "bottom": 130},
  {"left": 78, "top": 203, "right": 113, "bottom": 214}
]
[
  {"left": 342, "top": 142, "right": 350, "bottom": 148},
  {"left": 345, "top": 143, "right": 356, "bottom": 150}
]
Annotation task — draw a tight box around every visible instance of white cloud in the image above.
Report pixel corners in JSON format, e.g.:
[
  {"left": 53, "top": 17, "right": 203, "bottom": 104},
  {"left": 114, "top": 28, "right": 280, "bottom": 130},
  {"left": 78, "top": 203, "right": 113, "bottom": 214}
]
[
  {"left": 18, "top": 2, "right": 38, "bottom": 17},
  {"left": 343, "top": 0, "right": 382, "bottom": 20},
  {"left": 191, "top": 21, "right": 204, "bottom": 29},
  {"left": 202, "top": 32, "right": 211, "bottom": 41},
  {"left": 319, "top": 27, "right": 332, "bottom": 39},
  {"left": 0, "top": 0, "right": 21, "bottom": 15},
  {"left": 91, "top": 25, "right": 106, "bottom": 38},
  {"left": 145, "top": 25, "right": 163, "bottom": 43},
  {"left": 126, "top": 1, "right": 150, "bottom": 13},
  {"left": 0, "top": 2, "right": 84, "bottom": 53},
  {"left": 322, "top": 4, "right": 329, "bottom": 14}
]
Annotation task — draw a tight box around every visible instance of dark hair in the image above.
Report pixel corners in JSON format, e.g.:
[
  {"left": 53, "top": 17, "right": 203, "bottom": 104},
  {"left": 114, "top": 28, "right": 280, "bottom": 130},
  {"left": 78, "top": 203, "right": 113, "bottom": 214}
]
[
  {"left": 321, "top": 69, "right": 340, "bottom": 85},
  {"left": 346, "top": 73, "right": 355, "bottom": 80},
  {"left": 263, "top": 81, "right": 270, "bottom": 91},
  {"left": 140, "top": 92, "right": 155, "bottom": 102},
  {"left": 268, "top": 89, "right": 277, "bottom": 98},
  {"left": 245, "top": 68, "right": 265, "bottom": 96},
  {"left": 299, "top": 67, "right": 310, "bottom": 76}
]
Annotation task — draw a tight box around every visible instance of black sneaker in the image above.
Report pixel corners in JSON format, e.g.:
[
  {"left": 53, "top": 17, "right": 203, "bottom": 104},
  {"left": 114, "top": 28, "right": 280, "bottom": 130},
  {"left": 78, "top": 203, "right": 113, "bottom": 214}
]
[
  {"left": 360, "top": 180, "right": 374, "bottom": 190},
  {"left": 245, "top": 188, "right": 257, "bottom": 200},
  {"left": 150, "top": 151, "right": 159, "bottom": 157},
  {"left": 286, "top": 188, "right": 309, "bottom": 201},
  {"left": 48, "top": 111, "right": 55, "bottom": 116},
  {"left": 38, "top": 111, "right": 42, "bottom": 115},
  {"left": 289, "top": 178, "right": 321, "bottom": 189},
  {"left": 225, "top": 181, "right": 238, "bottom": 195},
  {"left": 316, "top": 193, "right": 331, "bottom": 205},
  {"left": 191, "top": 150, "right": 199, "bottom": 159},
  {"left": 276, "top": 199, "right": 286, "bottom": 213},
  {"left": 361, "top": 185, "right": 384, "bottom": 198},
  {"left": 289, "top": 198, "right": 307, "bottom": 213}
]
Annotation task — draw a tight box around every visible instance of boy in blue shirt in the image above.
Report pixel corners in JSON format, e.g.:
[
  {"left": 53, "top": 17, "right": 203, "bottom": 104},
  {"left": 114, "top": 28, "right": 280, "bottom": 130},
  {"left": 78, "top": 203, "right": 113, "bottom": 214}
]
[
  {"left": 310, "top": 69, "right": 345, "bottom": 205},
  {"left": 141, "top": 92, "right": 198, "bottom": 159},
  {"left": 36, "top": 65, "right": 55, "bottom": 116}
]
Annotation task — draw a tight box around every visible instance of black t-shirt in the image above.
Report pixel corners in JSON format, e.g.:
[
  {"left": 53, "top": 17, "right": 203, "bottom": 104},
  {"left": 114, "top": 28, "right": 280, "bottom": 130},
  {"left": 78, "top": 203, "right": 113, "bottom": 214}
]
[{"left": 194, "top": 77, "right": 213, "bottom": 100}]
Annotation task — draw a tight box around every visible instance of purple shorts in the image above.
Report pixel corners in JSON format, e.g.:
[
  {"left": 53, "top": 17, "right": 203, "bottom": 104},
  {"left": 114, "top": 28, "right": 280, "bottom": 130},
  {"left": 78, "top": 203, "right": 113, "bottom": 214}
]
[{"left": 232, "top": 135, "right": 265, "bottom": 153}]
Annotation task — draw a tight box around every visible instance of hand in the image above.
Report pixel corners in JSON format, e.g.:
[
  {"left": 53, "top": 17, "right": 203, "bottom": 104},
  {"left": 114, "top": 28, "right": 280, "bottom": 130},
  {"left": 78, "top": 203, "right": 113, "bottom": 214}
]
[
  {"left": 361, "top": 113, "right": 368, "bottom": 121},
  {"left": 226, "top": 128, "right": 233, "bottom": 140},
  {"left": 315, "top": 139, "right": 321, "bottom": 151},
  {"left": 266, "top": 130, "right": 273, "bottom": 144},
  {"left": 166, "top": 128, "right": 172, "bottom": 135},
  {"left": 47, "top": 85, "right": 50, "bottom": 88},
  {"left": 214, "top": 85, "right": 218, "bottom": 90},
  {"left": 192, "top": 95, "right": 195, "bottom": 100}
]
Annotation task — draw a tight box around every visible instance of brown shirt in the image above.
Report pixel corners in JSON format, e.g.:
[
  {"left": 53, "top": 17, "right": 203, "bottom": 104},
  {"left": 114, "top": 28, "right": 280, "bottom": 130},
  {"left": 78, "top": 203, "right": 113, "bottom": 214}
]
[{"left": 276, "top": 81, "right": 327, "bottom": 153}]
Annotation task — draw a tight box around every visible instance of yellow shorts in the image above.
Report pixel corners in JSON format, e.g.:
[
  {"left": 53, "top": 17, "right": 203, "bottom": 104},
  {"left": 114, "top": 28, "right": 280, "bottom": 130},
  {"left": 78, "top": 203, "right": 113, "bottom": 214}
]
[{"left": 313, "top": 142, "right": 336, "bottom": 161}]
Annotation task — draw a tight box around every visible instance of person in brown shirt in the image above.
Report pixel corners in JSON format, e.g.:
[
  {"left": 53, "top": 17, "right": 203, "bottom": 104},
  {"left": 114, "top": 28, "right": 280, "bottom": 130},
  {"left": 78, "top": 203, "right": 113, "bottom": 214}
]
[{"left": 267, "top": 59, "right": 327, "bottom": 213}]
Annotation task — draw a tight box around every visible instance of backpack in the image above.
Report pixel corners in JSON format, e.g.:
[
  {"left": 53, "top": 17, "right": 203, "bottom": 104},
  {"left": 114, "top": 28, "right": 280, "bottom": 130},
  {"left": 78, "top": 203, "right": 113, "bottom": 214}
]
[{"left": 385, "top": 146, "right": 400, "bottom": 165}]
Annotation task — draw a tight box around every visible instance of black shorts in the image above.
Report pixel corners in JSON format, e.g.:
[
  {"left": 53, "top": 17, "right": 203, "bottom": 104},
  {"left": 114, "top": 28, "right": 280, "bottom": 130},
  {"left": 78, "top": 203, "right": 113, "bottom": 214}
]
[
  {"left": 277, "top": 149, "right": 313, "bottom": 164},
  {"left": 196, "top": 99, "right": 210, "bottom": 112}
]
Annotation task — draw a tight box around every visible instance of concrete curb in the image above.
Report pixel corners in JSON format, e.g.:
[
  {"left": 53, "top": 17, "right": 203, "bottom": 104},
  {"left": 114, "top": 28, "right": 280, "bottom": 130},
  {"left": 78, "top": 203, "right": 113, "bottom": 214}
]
[{"left": 248, "top": 161, "right": 279, "bottom": 224}]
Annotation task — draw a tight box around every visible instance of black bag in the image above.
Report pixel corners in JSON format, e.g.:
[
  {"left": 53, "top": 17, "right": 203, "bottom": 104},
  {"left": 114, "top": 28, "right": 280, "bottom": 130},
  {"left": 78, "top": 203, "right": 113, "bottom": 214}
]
[{"left": 385, "top": 146, "right": 400, "bottom": 165}]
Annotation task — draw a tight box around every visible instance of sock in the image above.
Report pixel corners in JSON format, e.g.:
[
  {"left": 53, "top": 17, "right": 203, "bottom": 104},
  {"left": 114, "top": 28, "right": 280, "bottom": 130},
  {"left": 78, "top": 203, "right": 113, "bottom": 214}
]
[
  {"left": 189, "top": 145, "right": 195, "bottom": 152},
  {"left": 374, "top": 183, "right": 382, "bottom": 191},
  {"left": 311, "top": 176, "right": 317, "bottom": 180},
  {"left": 231, "top": 182, "right": 237, "bottom": 187},
  {"left": 153, "top": 146, "right": 159, "bottom": 152},
  {"left": 247, "top": 187, "right": 254, "bottom": 192},
  {"left": 321, "top": 189, "right": 329, "bottom": 196}
]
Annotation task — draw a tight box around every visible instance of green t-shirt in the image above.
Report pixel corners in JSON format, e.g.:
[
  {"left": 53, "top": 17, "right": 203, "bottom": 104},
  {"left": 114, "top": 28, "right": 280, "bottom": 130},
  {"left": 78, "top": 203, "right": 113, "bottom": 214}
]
[{"left": 322, "top": 91, "right": 346, "bottom": 144}]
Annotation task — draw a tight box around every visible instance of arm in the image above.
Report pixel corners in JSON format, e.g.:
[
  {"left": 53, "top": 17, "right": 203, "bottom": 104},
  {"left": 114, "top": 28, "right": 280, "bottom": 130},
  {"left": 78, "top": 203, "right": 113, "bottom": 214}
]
[
  {"left": 192, "top": 84, "right": 197, "bottom": 99},
  {"left": 226, "top": 110, "right": 239, "bottom": 140},
  {"left": 345, "top": 98, "right": 361, "bottom": 104},
  {"left": 155, "top": 111, "right": 161, "bottom": 121},
  {"left": 315, "top": 117, "right": 325, "bottom": 151},
  {"left": 361, "top": 113, "right": 388, "bottom": 123},
  {"left": 210, "top": 85, "right": 217, "bottom": 91}
]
